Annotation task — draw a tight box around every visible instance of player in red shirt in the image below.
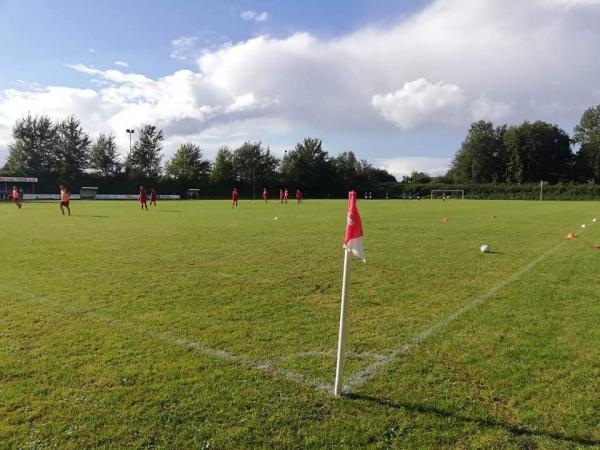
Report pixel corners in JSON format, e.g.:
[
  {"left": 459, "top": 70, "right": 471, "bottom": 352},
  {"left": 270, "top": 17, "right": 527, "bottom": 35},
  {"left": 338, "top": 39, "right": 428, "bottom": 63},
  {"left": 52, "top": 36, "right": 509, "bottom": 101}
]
[
  {"left": 283, "top": 188, "right": 289, "bottom": 204},
  {"left": 279, "top": 188, "right": 284, "bottom": 203},
  {"left": 59, "top": 185, "right": 70, "bottom": 216},
  {"left": 139, "top": 186, "right": 148, "bottom": 211},
  {"left": 12, "top": 186, "right": 22, "bottom": 209},
  {"left": 295, "top": 189, "right": 303, "bottom": 204},
  {"left": 232, "top": 188, "right": 239, "bottom": 208},
  {"left": 150, "top": 188, "right": 158, "bottom": 207},
  {"left": 262, "top": 188, "right": 269, "bottom": 204}
]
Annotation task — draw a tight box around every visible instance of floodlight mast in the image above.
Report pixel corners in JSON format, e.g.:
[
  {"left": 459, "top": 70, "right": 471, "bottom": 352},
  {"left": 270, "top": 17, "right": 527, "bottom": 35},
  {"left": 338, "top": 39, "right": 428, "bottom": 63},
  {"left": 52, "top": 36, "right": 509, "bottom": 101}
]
[{"left": 126, "top": 129, "right": 135, "bottom": 158}]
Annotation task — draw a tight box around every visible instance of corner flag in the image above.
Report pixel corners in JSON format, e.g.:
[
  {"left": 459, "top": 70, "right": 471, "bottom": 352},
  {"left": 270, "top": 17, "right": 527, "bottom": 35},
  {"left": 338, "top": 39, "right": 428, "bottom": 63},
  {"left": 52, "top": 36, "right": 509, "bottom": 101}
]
[
  {"left": 334, "top": 191, "right": 365, "bottom": 396},
  {"left": 343, "top": 190, "right": 366, "bottom": 262}
]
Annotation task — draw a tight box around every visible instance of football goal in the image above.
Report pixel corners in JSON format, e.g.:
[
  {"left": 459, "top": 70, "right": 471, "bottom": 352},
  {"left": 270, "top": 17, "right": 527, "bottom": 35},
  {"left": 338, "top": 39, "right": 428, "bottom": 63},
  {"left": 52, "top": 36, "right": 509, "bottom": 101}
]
[{"left": 431, "top": 189, "right": 465, "bottom": 200}]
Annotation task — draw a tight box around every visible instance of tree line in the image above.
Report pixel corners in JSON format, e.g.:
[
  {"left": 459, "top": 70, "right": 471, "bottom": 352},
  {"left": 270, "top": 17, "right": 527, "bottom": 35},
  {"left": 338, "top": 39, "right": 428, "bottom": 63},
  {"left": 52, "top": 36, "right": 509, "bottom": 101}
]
[
  {"left": 0, "top": 115, "right": 396, "bottom": 196},
  {"left": 445, "top": 105, "right": 600, "bottom": 184}
]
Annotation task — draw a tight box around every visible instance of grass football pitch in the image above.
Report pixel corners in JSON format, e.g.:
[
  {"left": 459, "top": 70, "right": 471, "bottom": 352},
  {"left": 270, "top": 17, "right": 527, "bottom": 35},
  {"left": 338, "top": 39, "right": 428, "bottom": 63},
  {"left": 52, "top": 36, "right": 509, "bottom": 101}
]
[{"left": 1, "top": 199, "right": 599, "bottom": 448}]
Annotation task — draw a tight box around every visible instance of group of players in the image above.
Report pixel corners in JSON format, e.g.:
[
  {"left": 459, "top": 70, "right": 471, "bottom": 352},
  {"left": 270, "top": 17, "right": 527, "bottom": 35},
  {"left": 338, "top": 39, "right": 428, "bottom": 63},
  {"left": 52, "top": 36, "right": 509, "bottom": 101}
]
[
  {"left": 231, "top": 187, "right": 303, "bottom": 208},
  {"left": 9, "top": 184, "right": 73, "bottom": 215},
  {"left": 8, "top": 184, "right": 301, "bottom": 212}
]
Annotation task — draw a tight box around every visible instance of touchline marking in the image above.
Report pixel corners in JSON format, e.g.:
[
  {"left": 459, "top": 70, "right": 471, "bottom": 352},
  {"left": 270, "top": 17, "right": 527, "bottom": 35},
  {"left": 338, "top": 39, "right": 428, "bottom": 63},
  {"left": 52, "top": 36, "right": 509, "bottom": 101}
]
[
  {"left": 2, "top": 286, "right": 334, "bottom": 394},
  {"left": 343, "top": 234, "right": 581, "bottom": 393}
]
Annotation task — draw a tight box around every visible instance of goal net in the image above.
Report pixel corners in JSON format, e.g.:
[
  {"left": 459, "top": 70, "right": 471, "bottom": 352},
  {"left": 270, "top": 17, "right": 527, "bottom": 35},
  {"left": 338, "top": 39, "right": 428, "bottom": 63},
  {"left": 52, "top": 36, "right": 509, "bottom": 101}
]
[{"left": 430, "top": 189, "right": 465, "bottom": 200}]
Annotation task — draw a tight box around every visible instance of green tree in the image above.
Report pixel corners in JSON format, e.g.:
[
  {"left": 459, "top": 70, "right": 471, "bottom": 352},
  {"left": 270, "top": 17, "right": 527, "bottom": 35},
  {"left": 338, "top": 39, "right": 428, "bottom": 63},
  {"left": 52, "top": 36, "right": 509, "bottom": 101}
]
[
  {"left": 90, "top": 134, "right": 121, "bottom": 176},
  {"left": 125, "top": 125, "right": 163, "bottom": 178},
  {"left": 402, "top": 171, "right": 432, "bottom": 184},
  {"left": 232, "top": 141, "right": 279, "bottom": 197},
  {"left": 573, "top": 105, "right": 600, "bottom": 182},
  {"left": 211, "top": 146, "right": 235, "bottom": 185},
  {"left": 165, "top": 143, "right": 211, "bottom": 182},
  {"left": 3, "top": 114, "right": 58, "bottom": 175},
  {"left": 450, "top": 121, "right": 506, "bottom": 183},
  {"left": 504, "top": 121, "right": 572, "bottom": 183},
  {"left": 331, "top": 151, "right": 362, "bottom": 189},
  {"left": 280, "top": 138, "right": 333, "bottom": 194},
  {"left": 54, "top": 116, "right": 91, "bottom": 178}
]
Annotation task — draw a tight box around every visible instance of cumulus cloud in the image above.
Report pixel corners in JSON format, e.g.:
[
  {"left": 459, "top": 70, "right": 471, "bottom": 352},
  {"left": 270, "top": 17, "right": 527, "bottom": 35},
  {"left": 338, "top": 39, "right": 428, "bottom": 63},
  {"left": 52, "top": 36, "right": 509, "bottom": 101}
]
[
  {"left": 114, "top": 61, "right": 129, "bottom": 67},
  {"left": 372, "top": 79, "right": 466, "bottom": 130},
  {"left": 240, "top": 10, "right": 269, "bottom": 22},
  {"left": 2, "top": 0, "right": 600, "bottom": 164}
]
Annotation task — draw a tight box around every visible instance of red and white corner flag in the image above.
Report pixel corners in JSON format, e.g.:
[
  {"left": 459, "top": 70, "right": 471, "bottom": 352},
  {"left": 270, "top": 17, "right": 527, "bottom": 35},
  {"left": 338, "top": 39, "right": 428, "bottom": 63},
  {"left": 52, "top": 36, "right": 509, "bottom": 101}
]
[
  {"left": 334, "top": 191, "right": 365, "bottom": 396},
  {"left": 343, "top": 190, "right": 365, "bottom": 262}
]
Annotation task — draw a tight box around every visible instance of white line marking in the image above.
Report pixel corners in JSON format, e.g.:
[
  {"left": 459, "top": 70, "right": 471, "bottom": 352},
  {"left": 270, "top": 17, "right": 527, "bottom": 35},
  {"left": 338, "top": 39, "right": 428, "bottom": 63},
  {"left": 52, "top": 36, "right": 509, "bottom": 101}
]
[
  {"left": 1, "top": 287, "right": 334, "bottom": 393},
  {"left": 343, "top": 239, "right": 570, "bottom": 392}
]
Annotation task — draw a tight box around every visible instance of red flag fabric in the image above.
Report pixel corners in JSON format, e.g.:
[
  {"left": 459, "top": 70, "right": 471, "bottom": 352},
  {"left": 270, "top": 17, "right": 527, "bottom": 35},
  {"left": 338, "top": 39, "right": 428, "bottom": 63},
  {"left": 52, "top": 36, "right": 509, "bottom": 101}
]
[{"left": 343, "top": 191, "right": 365, "bottom": 262}]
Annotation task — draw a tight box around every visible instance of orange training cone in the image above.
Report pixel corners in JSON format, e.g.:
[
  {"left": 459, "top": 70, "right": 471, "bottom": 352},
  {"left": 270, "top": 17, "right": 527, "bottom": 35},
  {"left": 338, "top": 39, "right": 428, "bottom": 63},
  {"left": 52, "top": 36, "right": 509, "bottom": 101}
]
[
  {"left": 566, "top": 232, "right": 576, "bottom": 240},
  {"left": 442, "top": 217, "right": 448, "bottom": 224}
]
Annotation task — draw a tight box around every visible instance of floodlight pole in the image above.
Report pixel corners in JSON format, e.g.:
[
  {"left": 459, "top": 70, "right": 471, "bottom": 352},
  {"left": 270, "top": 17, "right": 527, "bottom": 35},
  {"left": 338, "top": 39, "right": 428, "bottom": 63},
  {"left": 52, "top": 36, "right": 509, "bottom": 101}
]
[
  {"left": 126, "top": 129, "right": 135, "bottom": 158},
  {"left": 334, "top": 249, "right": 351, "bottom": 396},
  {"left": 539, "top": 180, "right": 544, "bottom": 201}
]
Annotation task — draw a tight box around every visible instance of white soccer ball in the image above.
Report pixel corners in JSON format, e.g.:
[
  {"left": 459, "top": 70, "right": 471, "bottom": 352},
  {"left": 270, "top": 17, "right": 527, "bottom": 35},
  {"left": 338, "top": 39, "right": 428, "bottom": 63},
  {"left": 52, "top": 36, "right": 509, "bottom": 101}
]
[
  {"left": 480, "top": 244, "right": 491, "bottom": 253},
  {"left": 581, "top": 224, "right": 587, "bottom": 228},
  {"left": 274, "top": 217, "right": 278, "bottom": 221},
  {"left": 593, "top": 218, "right": 597, "bottom": 223}
]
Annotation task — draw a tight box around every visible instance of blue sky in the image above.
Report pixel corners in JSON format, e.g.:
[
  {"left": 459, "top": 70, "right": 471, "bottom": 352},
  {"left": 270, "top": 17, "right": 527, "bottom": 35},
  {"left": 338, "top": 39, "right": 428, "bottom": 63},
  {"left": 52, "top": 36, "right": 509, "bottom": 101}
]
[{"left": 1, "top": 0, "right": 599, "bottom": 177}]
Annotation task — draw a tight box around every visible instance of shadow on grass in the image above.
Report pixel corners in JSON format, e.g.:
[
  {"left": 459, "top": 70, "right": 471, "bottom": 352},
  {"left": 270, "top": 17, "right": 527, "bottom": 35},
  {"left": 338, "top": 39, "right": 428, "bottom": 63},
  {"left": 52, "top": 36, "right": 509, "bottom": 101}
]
[
  {"left": 72, "top": 214, "right": 110, "bottom": 218},
  {"left": 347, "top": 393, "right": 600, "bottom": 446}
]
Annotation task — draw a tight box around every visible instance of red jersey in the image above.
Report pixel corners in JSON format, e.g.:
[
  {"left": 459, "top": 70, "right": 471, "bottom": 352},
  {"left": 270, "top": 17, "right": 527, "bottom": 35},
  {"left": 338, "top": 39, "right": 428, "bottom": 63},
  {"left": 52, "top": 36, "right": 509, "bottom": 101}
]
[
  {"left": 232, "top": 190, "right": 239, "bottom": 201},
  {"left": 283, "top": 190, "right": 289, "bottom": 200},
  {"left": 262, "top": 190, "right": 268, "bottom": 200},
  {"left": 296, "top": 191, "right": 302, "bottom": 200},
  {"left": 12, "top": 189, "right": 19, "bottom": 200},
  {"left": 151, "top": 191, "right": 157, "bottom": 201},
  {"left": 139, "top": 191, "right": 147, "bottom": 202}
]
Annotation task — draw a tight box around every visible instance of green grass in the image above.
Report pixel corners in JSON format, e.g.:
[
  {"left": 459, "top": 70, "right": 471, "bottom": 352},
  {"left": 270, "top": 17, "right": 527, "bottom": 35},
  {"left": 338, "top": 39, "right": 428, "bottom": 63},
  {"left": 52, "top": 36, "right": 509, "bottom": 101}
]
[{"left": 1, "top": 198, "right": 599, "bottom": 448}]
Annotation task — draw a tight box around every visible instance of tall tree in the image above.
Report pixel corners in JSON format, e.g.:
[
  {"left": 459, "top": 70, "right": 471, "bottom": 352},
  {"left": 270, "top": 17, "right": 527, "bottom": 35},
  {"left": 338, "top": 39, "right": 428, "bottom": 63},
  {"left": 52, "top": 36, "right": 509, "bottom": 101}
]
[
  {"left": 125, "top": 125, "right": 163, "bottom": 178},
  {"left": 3, "top": 114, "right": 58, "bottom": 175},
  {"left": 573, "top": 105, "right": 600, "bottom": 182},
  {"left": 450, "top": 121, "right": 507, "bottom": 183},
  {"left": 90, "top": 134, "right": 121, "bottom": 176},
  {"left": 280, "top": 137, "right": 333, "bottom": 194},
  {"left": 165, "top": 143, "right": 211, "bottom": 182},
  {"left": 232, "top": 142, "right": 279, "bottom": 196},
  {"left": 211, "top": 146, "right": 235, "bottom": 184},
  {"left": 54, "top": 116, "right": 91, "bottom": 178},
  {"left": 331, "top": 151, "right": 362, "bottom": 189},
  {"left": 504, "top": 121, "right": 572, "bottom": 183}
]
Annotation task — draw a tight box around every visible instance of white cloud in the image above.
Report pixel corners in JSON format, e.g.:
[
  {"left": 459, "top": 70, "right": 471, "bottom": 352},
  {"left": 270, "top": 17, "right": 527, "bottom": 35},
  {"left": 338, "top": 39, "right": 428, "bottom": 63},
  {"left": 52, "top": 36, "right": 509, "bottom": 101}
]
[
  {"left": 114, "top": 61, "right": 129, "bottom": 67},
  {"left": 376, "top": 157, "right": 451, "bottom": 178},
  {"left": 170, "top": 36, "right": 199, "bottom": 60},
  {"left": 240, "top": 10, "right": 269, "bottom": 22},
  {"left": 2, "top": 0, "right": 600, "bottom": 165},
  {"left": 88, "top": 48, "right": 96, "bottom": 53},
  {"left": 372, "top": 79, "right": 466, "bottom": 130}
]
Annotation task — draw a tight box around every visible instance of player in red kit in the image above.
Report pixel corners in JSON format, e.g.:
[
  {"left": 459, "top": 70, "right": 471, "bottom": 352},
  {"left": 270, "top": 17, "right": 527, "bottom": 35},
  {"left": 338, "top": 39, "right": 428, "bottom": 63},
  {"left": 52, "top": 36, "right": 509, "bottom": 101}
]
[
  {"left": 59, "top": 185, "right": 70, "bottom": 216},
  {"left": 232, "top": 188, "right": 239, "bottom": 208},
  {"left": 150, "top": 188, "right": 158, "bottom": 207},
  {"left": 283, "top": 188, "right": 289, "bottom": 204},
  {"left": 279, "top": 188, "right": 284, "bottom": 203},
  {"left": 295, "top": 189, "right": 303, "bottom": 204},
  {"left": 262, "top": 188, "right": 269, "bottom": 203},
  {"left": 12, "top": 186, "right": 22, "bottom": 209},
  {"left": 139, "top": 186, "right": 148, "bottom": 211}
]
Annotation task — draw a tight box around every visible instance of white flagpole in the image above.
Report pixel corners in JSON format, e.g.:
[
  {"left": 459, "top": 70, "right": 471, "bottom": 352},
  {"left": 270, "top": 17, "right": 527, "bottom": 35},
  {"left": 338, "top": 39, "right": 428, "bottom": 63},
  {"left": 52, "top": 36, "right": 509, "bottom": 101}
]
[{"left": 334, "top": 248, "right": 351, "bottom": 396}]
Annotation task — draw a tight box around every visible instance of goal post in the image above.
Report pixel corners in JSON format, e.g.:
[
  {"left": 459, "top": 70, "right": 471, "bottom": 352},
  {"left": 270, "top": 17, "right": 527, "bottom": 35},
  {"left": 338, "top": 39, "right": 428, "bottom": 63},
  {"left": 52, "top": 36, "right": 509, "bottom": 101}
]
[{"left": 431, "top": 189, "right": 465, "bottom": 200}]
